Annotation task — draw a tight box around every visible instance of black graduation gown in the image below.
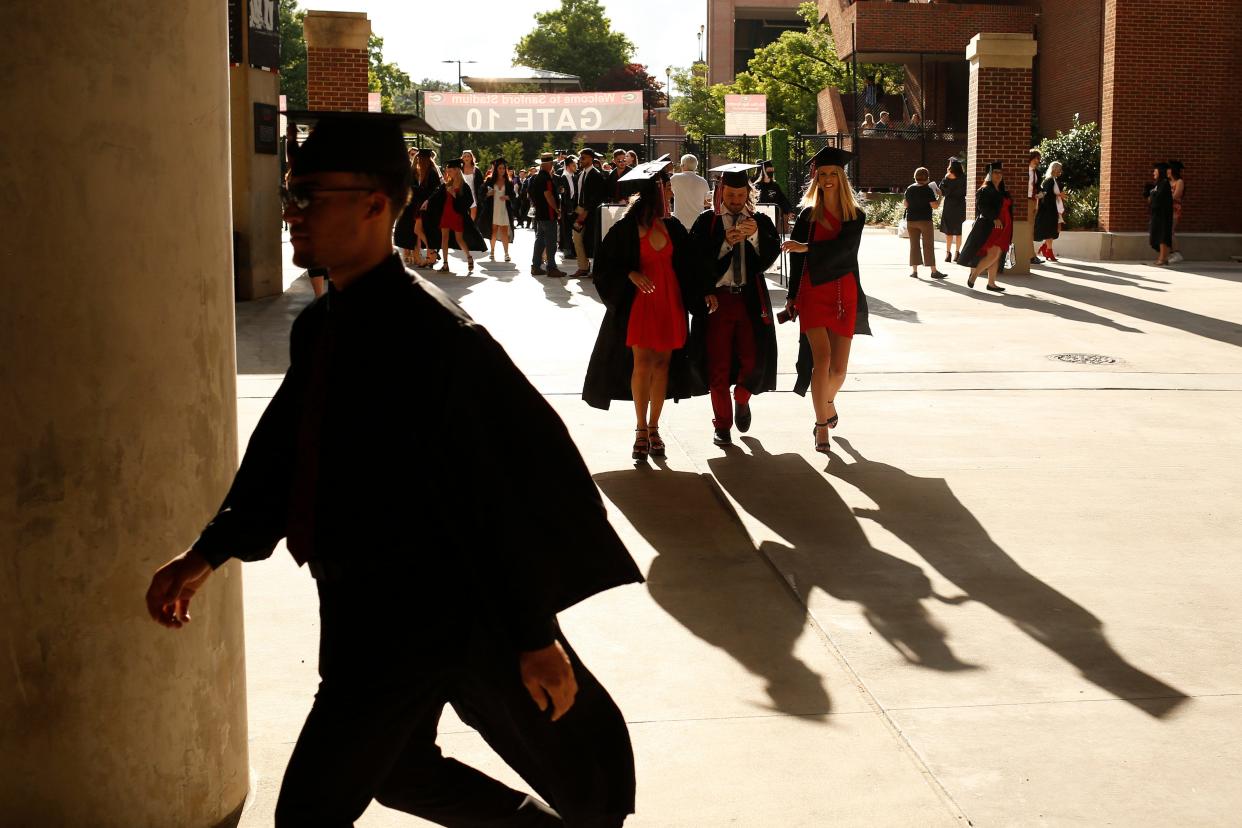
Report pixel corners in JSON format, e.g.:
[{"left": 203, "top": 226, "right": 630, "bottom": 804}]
[
  {"left": 687, "top": 208, "right": 781, "bottom": 396},
  {"left": 937, "top": 175, "right": 967, "bottom": 235},
  {"left": 393, "top": 172, "right": 440, "bottom": 250},
  {"left": 582, "top": 215, "right": 710, "bottom": 409},
  {"left": 558, "top": 174, "right": 578, "bottom": 253},
  {"left": 1149, "top": 178, "right": 1174, "bottom": 250},
  {"left": 576, "top": 166, "right": 609, "bottom": 258},
  {"left": 1033, "top": 177, "right": 1062, "bottom": 242},
  {"left": 755, "top": 180, "right": 793, "bottom": 217},
  {"left": 476, "top": 177, "right": 517, "bottom": 235},
  {"left": 958, "top": 183, "right": 1003, "bottom": 268},
  {"left": 786, "top": 206, "right": 871, "bottom": 397},
  {"left": 424, "top": 184, "right": 488, "bottom": 252}
]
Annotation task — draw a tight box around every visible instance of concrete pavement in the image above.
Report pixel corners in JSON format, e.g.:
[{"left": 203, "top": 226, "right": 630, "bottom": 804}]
[{"left": 231, "top": 226, "right": 1242, "bottom": 826}]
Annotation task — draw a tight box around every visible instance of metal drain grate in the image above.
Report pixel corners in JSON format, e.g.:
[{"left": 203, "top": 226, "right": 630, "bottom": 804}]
[{"left": 1048, "top": 353, "right": 1118, "bottom": 365}]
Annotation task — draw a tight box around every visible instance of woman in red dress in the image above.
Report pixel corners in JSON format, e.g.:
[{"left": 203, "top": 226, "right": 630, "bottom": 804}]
[
  {"left": 583, "top": 156, "right": 711, "bottom": 460},
  {"left": 423, "top": 159, "right": 487, "bottom": 274},
  {"left": 958, "top": 161, "right": 1012, "bottom": 292},
  {"left": 782, "top": 146, "right": 870, "bottom": 454}
]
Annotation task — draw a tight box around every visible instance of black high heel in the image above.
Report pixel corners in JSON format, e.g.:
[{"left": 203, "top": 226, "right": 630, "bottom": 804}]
[
  {"left": 825, "top": 400, "right": 839, "bottom": 429},
  {"left": 632, "top": 428, "right": 650, "bottom": 461},
  {"left": 812, "top": 422, "right": 831, "bottom": 454}
]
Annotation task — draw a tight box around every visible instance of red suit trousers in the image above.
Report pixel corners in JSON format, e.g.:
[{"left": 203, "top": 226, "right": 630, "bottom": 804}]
[{"left": 707, "top": 288, "right": 756, "bottom": 429}]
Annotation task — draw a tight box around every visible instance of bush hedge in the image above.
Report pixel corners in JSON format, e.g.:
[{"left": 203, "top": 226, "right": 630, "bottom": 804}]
[{"left": 1036, "top": 115, "right": 1101, "bottom": 191}]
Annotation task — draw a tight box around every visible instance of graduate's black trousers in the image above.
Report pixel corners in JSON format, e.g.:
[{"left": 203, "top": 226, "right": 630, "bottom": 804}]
[{"left": 273, "top": 577, "right": 635, "bottom": 828}]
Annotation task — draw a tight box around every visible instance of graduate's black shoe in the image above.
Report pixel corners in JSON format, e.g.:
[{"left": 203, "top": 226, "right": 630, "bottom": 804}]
[
  {"left": 986, "top": 284, "right": 1006, "bottom": 292},
  {"left": 930, "top": 270, "right": 948, "bottom": 279},
  {"left": 813, "top": 422, "right": 831, "bottom": 454},
  {"left": 1029, "top": 256, "right": 1043, "bottom": 265},
  {"left": 531, "top": 266, "right": 547, "bottom": 276},
  {"left": 735, "top": 400, "right": 752, "bottom": 433},
  {"left": 713, "top": 428, "right": 732, "bottom": 445}
]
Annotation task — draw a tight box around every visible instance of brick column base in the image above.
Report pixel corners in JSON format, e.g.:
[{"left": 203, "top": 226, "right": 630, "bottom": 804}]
[
  {"left": 966, "top": 33, "right": 1038, "bottom": 274},
  {"left": 304, "top": 11, "right": 371, "bottom": 112}
]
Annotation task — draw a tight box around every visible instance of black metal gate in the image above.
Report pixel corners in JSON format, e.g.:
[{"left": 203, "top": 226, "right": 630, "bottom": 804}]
[
  {"left": 646, "top": 134, "right": 696, "bottom": 165},
  {"left": 702, "top": 134, "right": 764, "bottom": 169}
]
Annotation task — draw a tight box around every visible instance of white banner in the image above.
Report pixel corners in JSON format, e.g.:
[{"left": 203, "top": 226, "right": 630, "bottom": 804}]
[
  {"left": 423, "top": 91, "right": 644, "bottom": 132},
  {"left": 725, "top": 94, "right": 767, "bottom": 136}
]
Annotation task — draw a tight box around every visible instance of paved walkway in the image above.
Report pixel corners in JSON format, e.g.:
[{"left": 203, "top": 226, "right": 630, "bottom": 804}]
[{"left": 234, "top": 226, "right": 1242, "bottom": 826}]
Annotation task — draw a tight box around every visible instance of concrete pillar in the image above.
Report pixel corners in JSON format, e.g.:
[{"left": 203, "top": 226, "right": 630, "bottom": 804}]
[
  {"left": 0, "top": 1, "right": 248, "bottom": 825},
  {"left": 965, "top": 33, "right": 1038, "bottom": 274},
  {"left": 305, "top": 11, "right": 371, "bottom": 112},
  {"left": 230, "top": 62, "right": 283, "bottom": 300}
]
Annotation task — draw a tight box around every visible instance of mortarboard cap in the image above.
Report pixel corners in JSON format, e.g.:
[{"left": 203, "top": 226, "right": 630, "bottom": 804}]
[
  {"left": 446, "top": 158, "right": 464, "bottom": 169},
  {"left": 416, "top": 147, "right": 435, "bottom": 159},
  {"left": 986, "top": 160, "right": 1004, "bottom": 173},
  {"left": 1168, "top": 159, "right": 1184, "bottom": 171},
  {"left": 710, "top": 162, "right": 760, "bottom": 188},
  {"left": 285, "top": 111, "right": 430, "bottom": 178},
  {"left": 808, "top": 146, "right": 855, "bottom": 169},
  {"left": 619, "top": 154, "right": 672, "bottom": 183}
]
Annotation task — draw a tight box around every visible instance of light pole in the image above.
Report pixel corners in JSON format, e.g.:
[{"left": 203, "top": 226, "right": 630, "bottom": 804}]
[
  {"left": 441, "top": 59, "right": 477, "bottom": 158},
  {"left": 698, "top": 25, "right": 704, "bottom": 64},
  {"left": 665, "top": 65, "right": 672, "bottom": 104}
]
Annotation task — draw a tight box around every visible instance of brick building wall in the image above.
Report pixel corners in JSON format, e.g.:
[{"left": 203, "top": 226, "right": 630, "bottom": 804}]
[
  {"left": 818, "top": 0, "right": 1035, "bottom": 61},
  {"left": 967, "top": 64, "right": 1034, "bottom": 222},
  {"left": 847, "top": 136, "right": 968, "bottom": 192},
  {"left": 306, "top": 47, "right": 369, "bottom": 112},
  {"left": 1036, "top": 0, "right": 1103, "bottom": 137},
  {"left": 1099, "top": 0, "right": 1242, "bottom": 234}
]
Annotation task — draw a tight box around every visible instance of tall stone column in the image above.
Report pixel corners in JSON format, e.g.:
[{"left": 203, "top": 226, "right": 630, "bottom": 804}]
[
  {"left": 305, "top": 11, "right": 372, "bottom": 112},
  {"left": 0, "top": 2, "right": 249, "bottom": 826},
  {"left": 965, "top": 33, "right": 1038, "bottom": 274}
]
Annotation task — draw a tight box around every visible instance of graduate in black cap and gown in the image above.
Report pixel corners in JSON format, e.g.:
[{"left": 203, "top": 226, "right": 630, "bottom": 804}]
[
  {"left": 958, "top": 160, "right": 1012, "bottom": 291},
  {"left": 688, "top": 163, "right": 781, "bottom": 445},
  {"left": 781, "top": 146, "right": 871, "bottom": 454},
  {"left": 146, "top": 111, "right": 642, "bottom": 828},
  {"left": 1148, "top": 161, "right": 1174, "bottom": 265},
  {"left": 425, "top": 158, "right": 488, "bottom": 274},
  {"left": 583, "top": 155, "right": 711, "bottom": 460}
]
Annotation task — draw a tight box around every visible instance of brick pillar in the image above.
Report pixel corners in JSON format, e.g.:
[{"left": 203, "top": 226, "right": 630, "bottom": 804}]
[
  {"left": 304, "top": 11, "right": 370, "bottom": 112},
  {"left": 966, "top": 33, "right": 1038, "bottom": 273}
]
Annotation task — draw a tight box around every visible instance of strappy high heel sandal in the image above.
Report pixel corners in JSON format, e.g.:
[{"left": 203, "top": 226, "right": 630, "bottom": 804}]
[
  {"left": 825, "top": 400, "right": 839, "bottom": 429},
  {"left": 467, "top": 255, "right": 475, "bottom": 273},
  {"left": 437, "top": 263, "right": 451, "bottom": 273},
  {"left": 812, "top": 422, "right": 831, "bottom": 454},
  {"left": 632, "top": 428, "right": 650, "bottom": 461},
  {"left": 648, "top": 427, "right": 666, "bottom": 457}
]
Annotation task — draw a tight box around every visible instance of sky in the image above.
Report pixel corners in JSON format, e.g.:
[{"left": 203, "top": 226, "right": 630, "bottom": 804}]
[{"left": 304, "top": 0, "right": 708, "bottom": 92}]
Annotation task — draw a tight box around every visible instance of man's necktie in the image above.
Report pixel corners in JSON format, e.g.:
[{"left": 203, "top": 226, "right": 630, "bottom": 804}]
[{"left": 732, "top": 214, "right": 744, "bottom": 286}]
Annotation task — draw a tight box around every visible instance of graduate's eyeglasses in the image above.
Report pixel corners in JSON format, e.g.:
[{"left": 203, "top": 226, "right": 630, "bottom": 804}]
[{"left": 281, "top": 186, "right": 375, "bottom": 211}]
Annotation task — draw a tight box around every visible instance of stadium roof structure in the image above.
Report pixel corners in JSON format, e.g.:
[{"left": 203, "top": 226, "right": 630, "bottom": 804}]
[{"left": 461, "top": 66, "right": 582, "bottom": 92}]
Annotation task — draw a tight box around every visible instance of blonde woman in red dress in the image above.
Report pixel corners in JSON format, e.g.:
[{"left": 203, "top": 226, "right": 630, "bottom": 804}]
[{"left": 782, "top": 146, "right": 871, "bottom": 454}]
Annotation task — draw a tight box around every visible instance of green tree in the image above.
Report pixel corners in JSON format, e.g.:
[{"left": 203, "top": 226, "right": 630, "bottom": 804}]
[
  {"left": 1036, "top": 114, "right": 1101, "bottom": 190},
  {"left": 368, "top": 34, "right": 410, "bottom": 112},
  {"left": 670, "top": 3, "right": 902, "bottom": 137},
  {"left": 514, "top": 0, "right": 634, "bottom": 89},
  {"left": 278, "top": 0, "right": 307, "bottom": 108}
]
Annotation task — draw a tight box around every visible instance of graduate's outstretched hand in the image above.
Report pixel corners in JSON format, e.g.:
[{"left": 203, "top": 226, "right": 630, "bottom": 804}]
[
  {"left": 146, "top": 549, "right": 213, "bottom": 629},
  {"left": 519, "top": 642, "right": 578, "bottom": 722}
]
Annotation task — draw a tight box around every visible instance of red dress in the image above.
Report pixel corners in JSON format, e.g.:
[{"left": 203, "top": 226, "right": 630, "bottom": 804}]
[
  {"left": 795, "top": 211, "right": 858, "bottom": 337},
  {"left": 440, "top": 189, "right": 465, "bottom": 233},
  {"left": 626, "top": 230, "right": 688, "bottom": 351},
  {"left": 982, "top": 194, "right": 1013, "bottom": 252}
]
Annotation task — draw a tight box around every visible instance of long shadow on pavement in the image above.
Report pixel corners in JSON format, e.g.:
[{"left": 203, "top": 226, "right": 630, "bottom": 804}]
[
  {"left": 707, "top": 439, "right": 976, "bottom": 674},
  {"left": 594, "top": 467, "right": 834, "bottom": 719},
  {"left": 1019, "top": 269, "right": 1242, "bottom": 346},
  {"left": 826, "top": 436, "right": 1189, "bottom": 718},
  {"left": 931, "top": 278, "right": 1144, "bottom": 334}
]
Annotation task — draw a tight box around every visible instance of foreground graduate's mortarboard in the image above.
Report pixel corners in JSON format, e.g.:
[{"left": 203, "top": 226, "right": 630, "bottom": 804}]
[
  {"left": 986, "top": 160, "right": 1004, "bottom": 173},
  {"left": 283, "top": 110, "right": 435, "bottom": 177},
  {"left": 445, "top": 158, "right": 464, "bottom": 169},
  {"left": 619, "top": 154, "right": 672, "bottom": 183},
  {"left": 709, "top": 162, "right": 759, "bottom": 188},
  {"left": 808, "top": 146, "right": 855, "bottom": 169}
]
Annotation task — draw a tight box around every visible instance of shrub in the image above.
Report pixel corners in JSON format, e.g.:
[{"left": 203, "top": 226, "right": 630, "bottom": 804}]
[
  {"left": 1062, "top": 184, "right": 1099, "bottom": 230},
  {"left": 1037, "top": 115, "right": 1101, "bottom": 191},
  {"left": 861, "top": 193, "right": 904, "bottom": 226}
]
